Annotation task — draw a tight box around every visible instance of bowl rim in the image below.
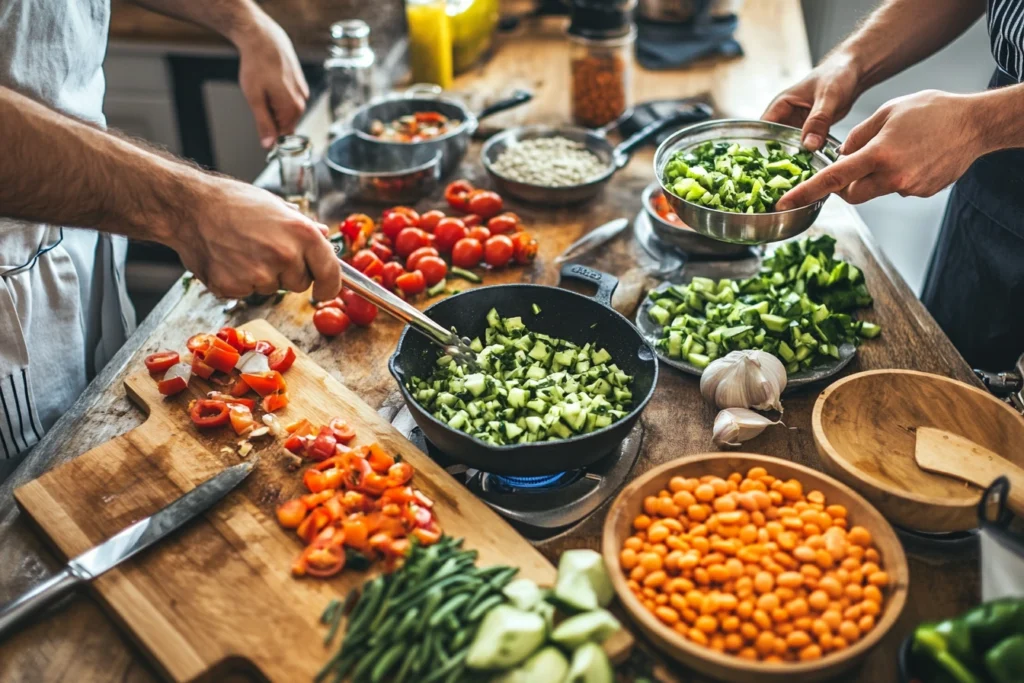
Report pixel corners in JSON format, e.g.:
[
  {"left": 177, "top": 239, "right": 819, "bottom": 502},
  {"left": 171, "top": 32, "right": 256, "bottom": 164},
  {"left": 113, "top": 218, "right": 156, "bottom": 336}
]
[
  {"left": 602, "top": 452, "right": 909, "bottom": 678},
  {"left": 480, "top": 124, "right": 618, "bottom": 192},
  {"left": 324, "top": 133, "right": 443, "bottom": 178},
  {"left": 351, "top": 93, "right": 476, "bottom": 146},
  {"left": 652, "top": 118, "right": 837, "bottom": 217},
  {"left": 811, "top": 369, "right": 1024, "bottom": 509}
]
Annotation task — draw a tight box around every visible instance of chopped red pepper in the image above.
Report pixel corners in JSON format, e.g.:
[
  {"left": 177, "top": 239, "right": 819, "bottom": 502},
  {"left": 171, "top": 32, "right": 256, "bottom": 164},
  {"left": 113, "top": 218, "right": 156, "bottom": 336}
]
[
  {"left": 261, "top": 392, "right": 289, "bottom": 413},
  {"left": 240, "top": 371, "right": 286, "bottom": 397},
  {"left": 268, "top": 346, "right": 296, "bottom": 373},
  {"left": 145, "top": 351, "right": 180, "bottom": 374},
  {"left": 189, "top": 399, "right": 230, "bottom": 428}
]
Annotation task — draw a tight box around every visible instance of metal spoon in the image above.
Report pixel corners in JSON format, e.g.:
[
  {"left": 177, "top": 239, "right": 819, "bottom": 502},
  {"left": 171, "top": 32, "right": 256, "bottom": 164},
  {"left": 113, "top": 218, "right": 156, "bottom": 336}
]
[{"left": 336, "top": 256, "right": 478, "bottom": 367}]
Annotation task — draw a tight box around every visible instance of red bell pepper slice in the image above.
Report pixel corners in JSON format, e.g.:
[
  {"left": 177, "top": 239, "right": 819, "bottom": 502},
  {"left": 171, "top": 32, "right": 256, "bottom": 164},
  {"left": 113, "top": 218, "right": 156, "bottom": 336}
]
[
  {"left": 261, "top": 392, "right": 289, "bottom": 413},
  {"left": 208, "top": 393, "right": 255, "bottom": 411},
  {"left": 217, "top": 327, "right": 256, "bottom": 353},
  {"left": 307, "top": 427, "right": 338, "bottom": 461},
  {"left": 240, "top": 371, "right": 286, "bottom": 397},
  {"left": 203, "top": 344, "right": 240, "bottom": 374},
  {"left": 189, "top": 399, "right": 230, "bottom": 428},
  {"left": 145, "top": 351, "right": 180, "bottom": 374},
  {"left": 186, "top": 333, "right": 216, "bottom": 353},
  {"left": 191, "top": 352, "right": 215, "bottom": 380},
  {"left": 229, "top": 377, "right": 251, "bottom": 397},
  {"left": 254, "top": 340, "right": 276, "bottom": 356}
]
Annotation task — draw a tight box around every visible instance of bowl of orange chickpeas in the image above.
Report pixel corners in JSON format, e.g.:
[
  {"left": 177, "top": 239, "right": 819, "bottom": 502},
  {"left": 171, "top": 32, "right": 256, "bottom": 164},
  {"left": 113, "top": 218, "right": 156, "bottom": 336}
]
[{"left": 602, "top": 453, "right": 909, "bottom": 683}]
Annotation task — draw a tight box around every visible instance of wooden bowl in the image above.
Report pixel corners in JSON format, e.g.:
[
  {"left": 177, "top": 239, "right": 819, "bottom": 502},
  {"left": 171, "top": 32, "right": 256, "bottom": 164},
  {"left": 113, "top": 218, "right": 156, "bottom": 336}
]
[
  {"left": 602, "top": 453, "right": 909, "bottom": 683},
  {"left": 812, "top": 370, "right": 1024, "bottom": 532}
]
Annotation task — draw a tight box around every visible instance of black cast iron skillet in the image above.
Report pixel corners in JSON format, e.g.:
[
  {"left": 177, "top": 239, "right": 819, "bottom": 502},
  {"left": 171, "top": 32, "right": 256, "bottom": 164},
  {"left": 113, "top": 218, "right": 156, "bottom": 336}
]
[{"left": 389, "top": 264, "right": 658, "bottom": 476}]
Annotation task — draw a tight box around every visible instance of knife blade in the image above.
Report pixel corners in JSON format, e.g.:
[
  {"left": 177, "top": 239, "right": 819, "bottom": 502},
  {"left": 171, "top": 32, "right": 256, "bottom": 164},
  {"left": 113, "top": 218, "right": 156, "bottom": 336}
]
[
  {"left": 554, "top": 218, "right": 630, "bottom": 264},
  {"left": 0, "top": 459, "right": 256, "bottom": 640}
]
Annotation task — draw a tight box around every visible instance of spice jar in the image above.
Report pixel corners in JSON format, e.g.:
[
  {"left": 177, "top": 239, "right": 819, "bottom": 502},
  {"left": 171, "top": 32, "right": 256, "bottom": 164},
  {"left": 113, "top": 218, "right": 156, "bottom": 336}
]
[{"left": 568, "top": 0, "right": 637, "bottom": 128}]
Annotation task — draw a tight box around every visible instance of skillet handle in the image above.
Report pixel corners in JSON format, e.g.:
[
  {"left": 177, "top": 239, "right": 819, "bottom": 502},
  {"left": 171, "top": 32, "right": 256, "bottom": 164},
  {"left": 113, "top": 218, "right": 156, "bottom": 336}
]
[
  {"left": 477, "top": 89, "right": 533, "bottom": 121},
  {"left": 612, "top": 103, "right": 713, "bottom": 168},
  {"left": 559, "top": 263, "right": 619, "bottom": 308}
]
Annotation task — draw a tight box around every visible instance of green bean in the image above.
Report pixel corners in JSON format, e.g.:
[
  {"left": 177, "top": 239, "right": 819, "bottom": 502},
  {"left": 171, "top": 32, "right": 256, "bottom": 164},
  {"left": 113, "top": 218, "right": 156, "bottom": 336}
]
[
  {"left": 349, "top": 642, "right": 385, "bottom": 683},
  {"left": 400, "top": 573, "right": 479, "bottom": 610},
  {"left": 368, "top": 611, "right": 400, "bottom": 647},
  {"left": 416, "top": 629, "right": 436, "bottom": 673},
  {"left": 467, "top": 594, "right": 505, "bottom": 622},
  {"left": 414, "top": 587, "right": 445, "bottom": 636},
  {"left": 432, "top": 629, "right": 450, "bottom": 665},
  {"left": 461, "top": 582, "right": 496, "bottom": 619},
  {"left": 428, "top": 593, "right": 472, "bottom": 627},
  {"left": 451, "top": 622, "right": 477, "bottom": 651},
  {"left": 487, "top": 566, "right": 519, "bottom": 590},
  {"left": 314, "top": 647, "right": 350, "bottom": 683},
  {"left": 370, "top": 642, "right": 405, "bottom": 683},
  {"left": 346, "top": 577, "right": 384, "bottom": 638},
  {"left": 445, "top": 613, "right": 460, "bottom": 632},
  {"left": 320, "top": 598, "right": 341, "bottom": 625},
  {"left": 368, "top": 573, "right": 403, "bottom": 631},
  {"left": 322, "top": 605, "right": 344, "bottom": 647},
  {"left": 393, "top": 643, "right": 420, "bottom": 683},
  {"left": 392, "top": 606, "right": 420, "bottom": 641},
  {"left": 443, "top": 661, "right": 467, "bottom": 683},
  {"left": 422, "top": 648, "right": 469, "bottom": 683}
]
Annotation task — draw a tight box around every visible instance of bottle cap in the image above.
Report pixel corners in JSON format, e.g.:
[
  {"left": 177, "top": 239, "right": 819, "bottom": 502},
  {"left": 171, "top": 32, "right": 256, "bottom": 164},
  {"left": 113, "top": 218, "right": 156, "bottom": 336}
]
[
  {"left": 567, "top": 0, "right": 637, "bottom": 40},
  {"left": 330, "top": 20, "right": 371, "bottom": 51}
]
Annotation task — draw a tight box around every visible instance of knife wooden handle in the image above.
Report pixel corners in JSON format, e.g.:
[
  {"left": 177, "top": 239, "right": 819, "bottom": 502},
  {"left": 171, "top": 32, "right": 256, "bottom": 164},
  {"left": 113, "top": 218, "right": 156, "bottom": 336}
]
[{"left": 0, "top": 567, "right": 82, "bottom": 641}]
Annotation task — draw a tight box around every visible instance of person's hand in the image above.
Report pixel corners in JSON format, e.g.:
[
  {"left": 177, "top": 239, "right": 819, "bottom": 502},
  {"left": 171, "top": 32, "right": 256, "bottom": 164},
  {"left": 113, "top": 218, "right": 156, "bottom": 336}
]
[
  {"left": 172, "top": 177, "right": 340, "bottom": 302},
  {"left": 235, "top": 14, "right": 309, "bottom": 149},
  {"left": 762, "top": 54, "right": 861, "bottom": 152},
  {"left": 775, "top": 90, "right": 982, "bottom": 210}
]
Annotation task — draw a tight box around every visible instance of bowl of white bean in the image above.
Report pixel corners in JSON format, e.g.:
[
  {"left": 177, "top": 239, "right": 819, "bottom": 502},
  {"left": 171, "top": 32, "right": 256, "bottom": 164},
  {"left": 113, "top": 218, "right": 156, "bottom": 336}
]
[{"left": 480, "top": 104, "right": 711, "bottom": 205}]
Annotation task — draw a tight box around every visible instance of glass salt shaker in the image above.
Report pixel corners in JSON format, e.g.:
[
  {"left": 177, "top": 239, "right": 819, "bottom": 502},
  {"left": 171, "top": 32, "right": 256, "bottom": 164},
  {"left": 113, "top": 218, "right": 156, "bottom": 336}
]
[
  {"left": 268, "top": 134, "right": 318, "bottom": 220},
  {"left": 324, "top": 20, "right": 376, "bottom": 126}
]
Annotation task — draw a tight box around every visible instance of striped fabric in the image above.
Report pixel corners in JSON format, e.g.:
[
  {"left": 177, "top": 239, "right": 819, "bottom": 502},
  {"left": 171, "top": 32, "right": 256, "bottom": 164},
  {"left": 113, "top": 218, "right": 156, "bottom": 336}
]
[
  {"left": 989, "top": 0, "right": 1024, "bottom": 81},
  {"left": 0, "top": 369, "right": 43, "bottom": 459}
]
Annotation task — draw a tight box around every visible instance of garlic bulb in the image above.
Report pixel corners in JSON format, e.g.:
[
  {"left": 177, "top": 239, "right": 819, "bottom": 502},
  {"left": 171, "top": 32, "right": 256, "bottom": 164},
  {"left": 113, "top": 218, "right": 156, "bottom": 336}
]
[
  {"left": 700, "top": 350, "right": 787, "bottom": 412},
  {"left": 712, "top": 408, "right": 779, "bottom": 447}
]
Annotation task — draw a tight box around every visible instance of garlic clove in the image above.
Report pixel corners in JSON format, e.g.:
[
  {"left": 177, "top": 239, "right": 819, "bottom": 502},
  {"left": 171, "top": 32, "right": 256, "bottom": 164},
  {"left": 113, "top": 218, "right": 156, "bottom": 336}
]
[{"left": 712, "top": 408, "right": 779, "bottom": 448}]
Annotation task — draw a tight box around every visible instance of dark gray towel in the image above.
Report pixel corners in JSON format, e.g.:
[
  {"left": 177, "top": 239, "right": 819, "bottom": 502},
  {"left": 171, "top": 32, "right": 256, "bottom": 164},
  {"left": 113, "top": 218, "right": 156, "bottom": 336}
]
[{"left": 635, "top": 15, "right": 743, "bottom": 70}]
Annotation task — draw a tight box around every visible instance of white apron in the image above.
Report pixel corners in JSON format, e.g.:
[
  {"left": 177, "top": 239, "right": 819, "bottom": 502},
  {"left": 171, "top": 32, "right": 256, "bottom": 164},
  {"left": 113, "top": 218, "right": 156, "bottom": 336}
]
[{"left": 0, "top": 0, "right": 135, "bottom": 478}]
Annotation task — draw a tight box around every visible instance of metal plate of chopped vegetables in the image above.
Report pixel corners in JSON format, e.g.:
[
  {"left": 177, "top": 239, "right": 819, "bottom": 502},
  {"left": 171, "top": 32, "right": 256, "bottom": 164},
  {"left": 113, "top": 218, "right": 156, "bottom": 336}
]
[{"left": 636, "top": 235, "right": 880, "bottom": 389}]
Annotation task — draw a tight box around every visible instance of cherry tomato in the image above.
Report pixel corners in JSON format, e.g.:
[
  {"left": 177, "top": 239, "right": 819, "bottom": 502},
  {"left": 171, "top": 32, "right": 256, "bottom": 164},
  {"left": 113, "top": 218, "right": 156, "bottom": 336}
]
[
  {"left": 462, "top": 214, "right": 482, "bottom": 227},
  {"left": 145, "top": 351, "right": 179, "bottom": 374},
  {"left": 484, "top": 234, "right": 514, "bottom": 267},
  {"left": 451, "top": 237, "right": 484, "bottom": 269},
  {"left": 417, "top": 209, "right": 445, "bottom": 232},
  {"left": 189, "top": 399, "right": 230, "bottom": 428},
  {"left": 383, "top": 206, "right": 419, "bottom": 224},
  {"left": 444, "top": 180, "right": 475, "bottom": 212},
  {"left": 253, "top": 340, "right": 276, "bottom": 355},
  {"left": 394, "top": 227, "right": 431, "bottom": 258},
  {"left": 467, "top": 189, "right": 503, "bottom": 219},
  {"left": 268, "top": 346, "right": 296, "bottom": 373},
  {"left": 341, "top": 289, "right": 378, "bottom": 326},
  {"left": 405, "top": 246, "right": 440, "bottom": 271},
  {"left": 382, "top": 261, "right": 406, "bottom": 291},
  {"left": 511, "top": 231, "right": 538, "bottom": 265},
  {"left": 468, "top": 226, "right": 491, "bottom": 242},
  {"left": 370, "top": 240, "right": 393, "bottom": 263},
  {"left": 328, "top": 418, "right": 357, "bottom": 444},
  {"left": 351, "top": 249, "right": 383, "bottom": 277},
  {"left": 395, "top": 270, "right": 426, "bottom": 296},
  {"left": 313, "top": 307, "right": 351, "bottom": 336},
  {"left": 433, "top": 218, "right": 468, "bottom": 253},
  {"left": 416, "top": 256, "right": 448, "bottom": 286},
  {"left": 487, "top": 213, "right": 519, "bottom": 235},
  {"left": 381, "top": 212, "right": 415, "bottom": 240},
  {"left": 340, "top": 213, "right": 375, "bottom": 242}
]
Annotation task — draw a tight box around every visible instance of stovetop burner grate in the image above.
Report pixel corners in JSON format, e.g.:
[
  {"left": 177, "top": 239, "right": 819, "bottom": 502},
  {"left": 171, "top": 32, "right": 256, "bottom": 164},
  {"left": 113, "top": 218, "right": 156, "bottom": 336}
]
[{"left": 390, "top": 406, "right": 644, "bottom": 541}]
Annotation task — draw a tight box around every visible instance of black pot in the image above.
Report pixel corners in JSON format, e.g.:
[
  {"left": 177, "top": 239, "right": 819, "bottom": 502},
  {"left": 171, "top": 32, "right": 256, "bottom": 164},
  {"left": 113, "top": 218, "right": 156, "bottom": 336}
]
[{"left": 389, "top": 264, "right": 658, "bottom": 475}]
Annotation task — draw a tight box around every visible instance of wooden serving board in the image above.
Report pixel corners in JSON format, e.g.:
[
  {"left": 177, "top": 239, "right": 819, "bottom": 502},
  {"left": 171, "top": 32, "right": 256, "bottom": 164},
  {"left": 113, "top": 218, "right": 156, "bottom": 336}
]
[{"left": 14, "top": 320, "right": 563, "bottom": 682}]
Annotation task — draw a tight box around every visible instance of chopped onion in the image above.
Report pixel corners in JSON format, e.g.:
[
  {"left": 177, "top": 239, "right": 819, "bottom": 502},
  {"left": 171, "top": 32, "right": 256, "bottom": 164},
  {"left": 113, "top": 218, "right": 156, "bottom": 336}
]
[
  {"left": 262, "top": 413, "right": 285, "bottom": 437},
  {"left": 236, "top": 351, "right": 270, "bottom": 374},
  {"left": 164, "top": 362, "right": 192, "bottom": 384}
]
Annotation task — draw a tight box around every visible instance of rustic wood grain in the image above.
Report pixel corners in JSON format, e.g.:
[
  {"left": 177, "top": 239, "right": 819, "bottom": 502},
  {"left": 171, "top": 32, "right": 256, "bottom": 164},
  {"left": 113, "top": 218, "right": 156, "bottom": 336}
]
[
  {"left": 0, "top": 7, "right": 987, "bottom": 682},
  {"left": 602, "top": 454, "right": 910, "bottom": 683},
  {"left": 812, "top": 370, "right": 1024, "bottom": 533},
  {"left": 14, "top": 320, "right": 556, "bottom": 681}
]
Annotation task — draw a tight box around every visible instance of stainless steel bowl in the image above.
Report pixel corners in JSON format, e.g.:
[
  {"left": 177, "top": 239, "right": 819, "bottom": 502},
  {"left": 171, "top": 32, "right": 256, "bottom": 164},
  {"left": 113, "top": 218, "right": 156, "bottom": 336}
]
[
  {"left": 640, "top": 182, "right": 750, "bottom": 256},
  {"left": 325, "top": 131, "right": 441, "bottom": 204},
  {"left": 482, "top": 104, "right": 712, "bottom": 206},
  {"left": 654, "top": 119, "right": 841, "bottom": 245}
]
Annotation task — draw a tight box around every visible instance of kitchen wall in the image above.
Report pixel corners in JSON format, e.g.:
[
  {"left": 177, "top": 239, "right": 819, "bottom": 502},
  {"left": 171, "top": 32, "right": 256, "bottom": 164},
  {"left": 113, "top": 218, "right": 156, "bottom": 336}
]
[{"left": 801, "top": 0, "right": 995, "bottom": 294}]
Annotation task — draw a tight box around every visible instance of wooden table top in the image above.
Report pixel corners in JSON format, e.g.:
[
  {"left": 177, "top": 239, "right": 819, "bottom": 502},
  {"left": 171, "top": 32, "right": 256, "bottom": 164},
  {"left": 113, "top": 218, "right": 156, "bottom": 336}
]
[{"left": 0, "top": 5, "right": 981, "bottom": 682}]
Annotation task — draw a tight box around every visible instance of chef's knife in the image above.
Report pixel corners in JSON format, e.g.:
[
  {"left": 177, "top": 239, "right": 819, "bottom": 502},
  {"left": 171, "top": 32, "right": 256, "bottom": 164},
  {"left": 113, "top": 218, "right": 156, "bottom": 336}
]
[
  {"left": 0, "top": 458, "right": 257, "bottom": 640},
  {"left": 554, "top": 218, "right": 630, "bottom": 264}
]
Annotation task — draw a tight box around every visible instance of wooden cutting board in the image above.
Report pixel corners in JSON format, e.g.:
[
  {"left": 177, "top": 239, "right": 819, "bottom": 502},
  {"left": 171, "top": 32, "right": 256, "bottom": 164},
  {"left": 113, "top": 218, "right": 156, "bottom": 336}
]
[{"left": 13, "top": 319, "right": 564, "bottom": 682}]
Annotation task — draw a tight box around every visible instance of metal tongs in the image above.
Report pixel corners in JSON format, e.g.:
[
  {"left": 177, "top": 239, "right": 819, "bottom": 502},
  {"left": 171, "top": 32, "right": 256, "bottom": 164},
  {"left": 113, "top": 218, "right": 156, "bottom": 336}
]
[{"left": 338, "top": 257, "right": 479, "bottom": 367}]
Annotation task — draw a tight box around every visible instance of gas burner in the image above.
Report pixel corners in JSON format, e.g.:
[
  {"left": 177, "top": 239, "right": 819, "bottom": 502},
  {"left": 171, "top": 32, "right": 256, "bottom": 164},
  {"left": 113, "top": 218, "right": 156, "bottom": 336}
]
[
  {"left": 391, "top": 406, "right": 643, "bottom": 541},
  {"left": 633, "top": 210, "right": 761, "bottom": 271}
]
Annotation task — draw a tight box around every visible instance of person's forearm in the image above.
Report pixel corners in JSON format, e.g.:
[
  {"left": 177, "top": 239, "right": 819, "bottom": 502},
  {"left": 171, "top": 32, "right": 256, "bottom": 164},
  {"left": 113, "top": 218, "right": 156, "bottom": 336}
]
[
  {"left": 0, "top": 86, "right": 209, "bottom": 250},
  {"left": 971, "top": 83, "right": 1024, "bottom": 154},
  {"left": 127, "top": 0, "right": 270, "bottom": 47},
  {"left": 829, "top": 0, "right": 986, "bottom": 94}
]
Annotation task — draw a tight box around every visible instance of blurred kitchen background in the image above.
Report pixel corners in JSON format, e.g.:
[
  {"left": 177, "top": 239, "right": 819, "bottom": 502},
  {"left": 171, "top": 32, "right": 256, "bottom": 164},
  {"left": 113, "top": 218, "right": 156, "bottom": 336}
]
[{"left": 113, "top": 0, "right": 995, "bottom": 318}]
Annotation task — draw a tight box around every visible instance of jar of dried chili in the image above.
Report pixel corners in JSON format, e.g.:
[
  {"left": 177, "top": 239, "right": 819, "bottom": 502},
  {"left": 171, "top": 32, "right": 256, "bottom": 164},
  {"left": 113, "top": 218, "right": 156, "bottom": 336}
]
[{"left": 567, "top": 0, "right": 637, "bottom": 128}]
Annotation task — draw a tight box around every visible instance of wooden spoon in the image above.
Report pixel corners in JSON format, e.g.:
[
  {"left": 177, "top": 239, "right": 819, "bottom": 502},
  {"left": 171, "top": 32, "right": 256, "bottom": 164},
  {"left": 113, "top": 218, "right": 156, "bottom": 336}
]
[{"left": 913, "top": 426, "right": 1024, "bottom": 517}]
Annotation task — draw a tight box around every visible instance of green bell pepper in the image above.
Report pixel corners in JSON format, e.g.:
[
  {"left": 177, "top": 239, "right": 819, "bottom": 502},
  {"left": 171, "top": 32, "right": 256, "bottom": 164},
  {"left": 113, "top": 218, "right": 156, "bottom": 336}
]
[
  {"left": 913, "top": 624, "right": 982, "bottom": 683},
  {"left": 985, "top": 633, "right": 1024, "bottom": 683},
  {"left": 962, "top": 598, "right": 1024, "bottom": 650}
]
